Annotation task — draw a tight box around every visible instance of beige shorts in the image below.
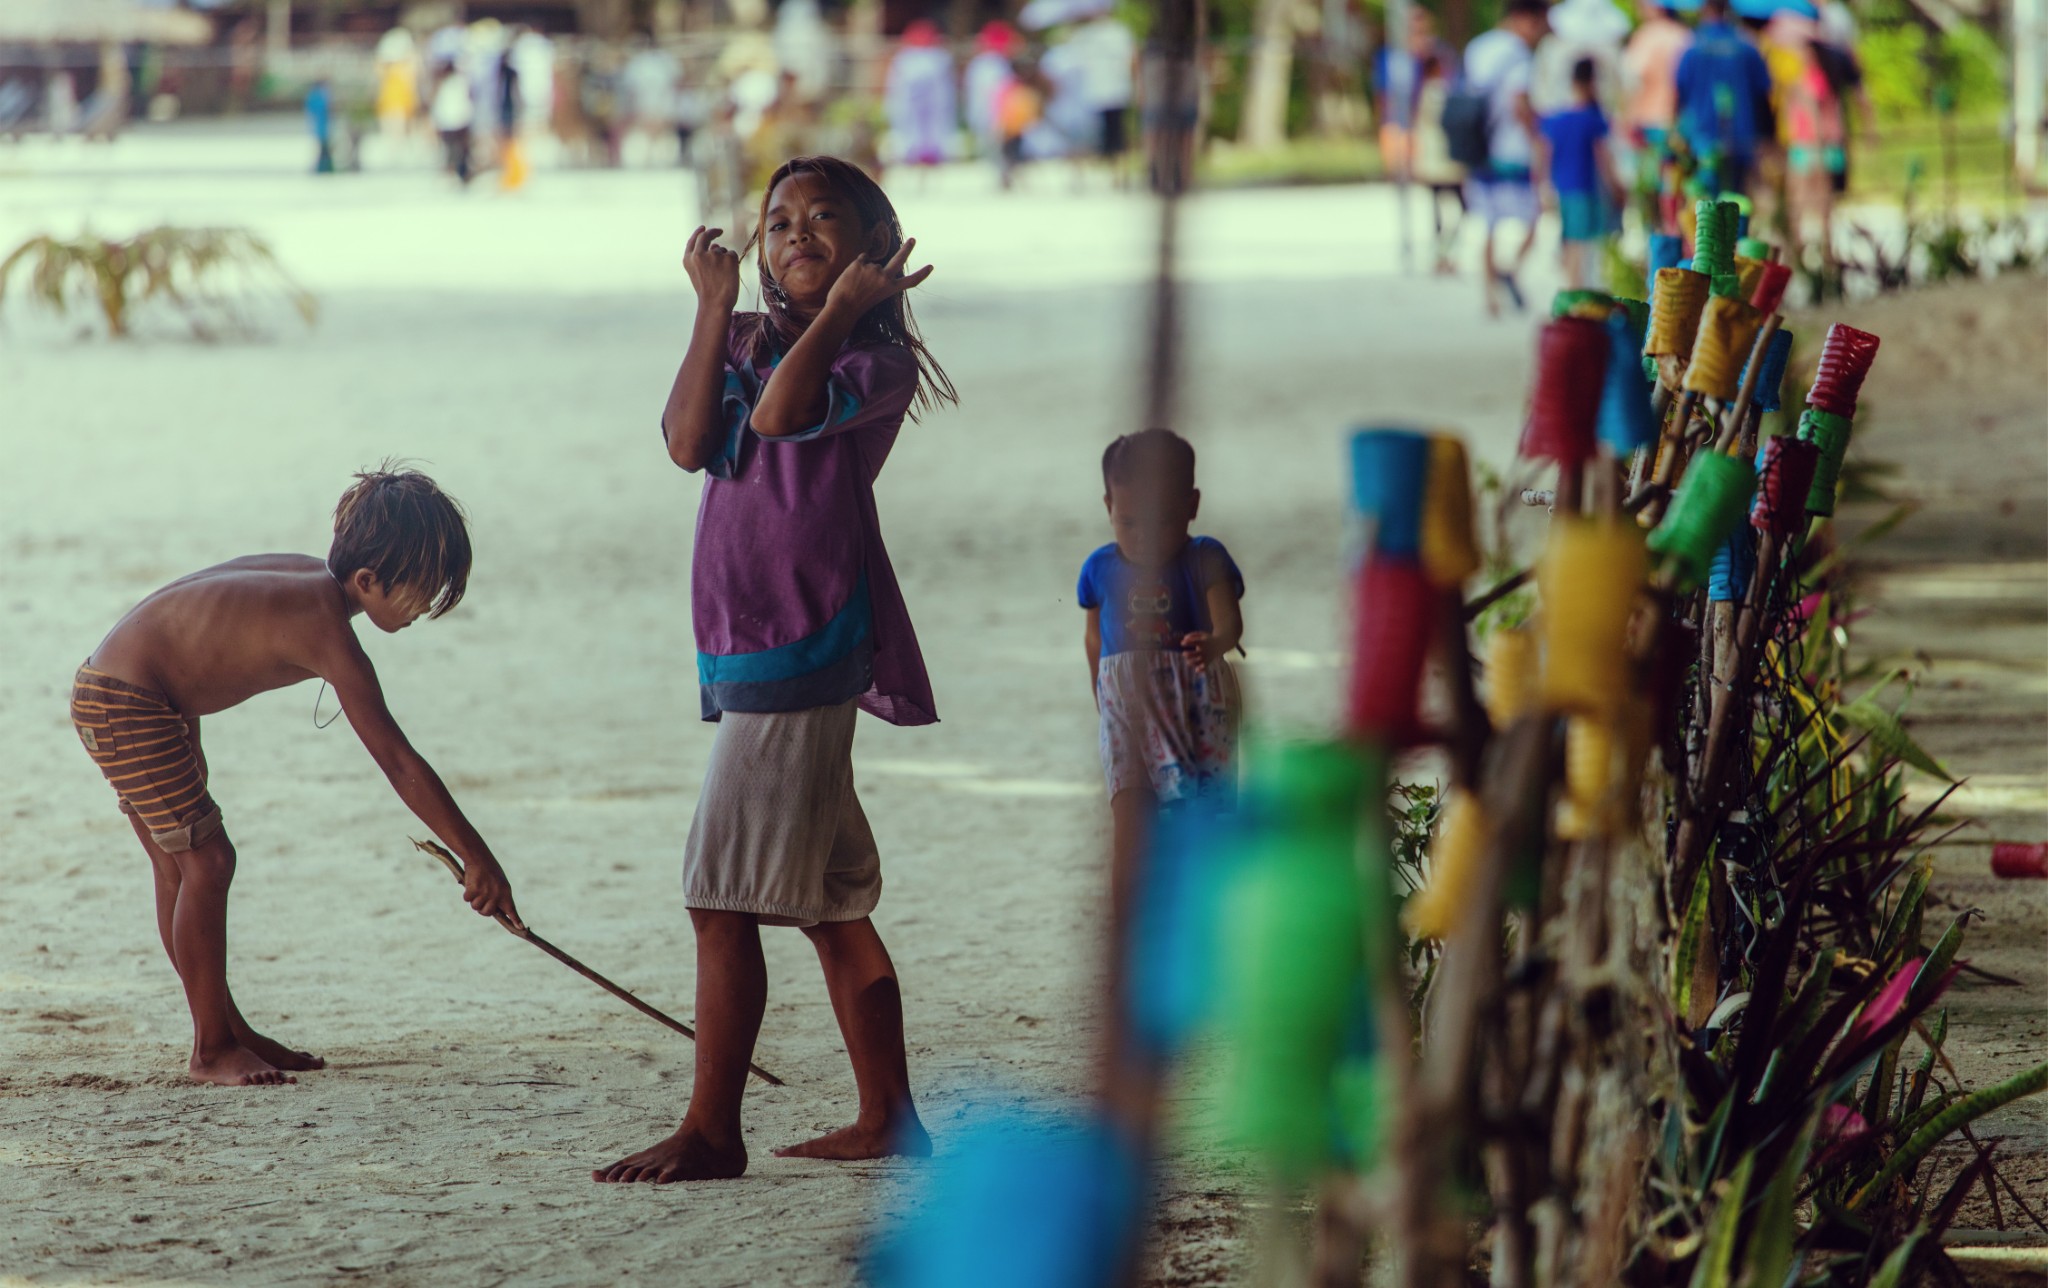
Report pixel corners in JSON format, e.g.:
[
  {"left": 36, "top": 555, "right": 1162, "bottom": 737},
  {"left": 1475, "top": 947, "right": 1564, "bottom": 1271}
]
[{"left": 682, "top": 701, "right": 881, "bottom": 927}]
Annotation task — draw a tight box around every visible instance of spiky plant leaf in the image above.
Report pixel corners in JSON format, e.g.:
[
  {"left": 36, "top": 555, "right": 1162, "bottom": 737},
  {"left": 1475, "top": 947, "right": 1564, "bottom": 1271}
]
[
  {"left": 1866, "top": 1230, "right": 1922, "bottom": 1288},
  {"left": 1848, "top": 1060, "right": 2048, "bottom": 1210},
  {"left": 1688, "top": 1151, "right": 1753, "bottom": 1288},
  {"left": 1836, "top": 697, "right": 1952, "bottom": 782},
  {"left": 1741, "top": 1115, "right": 1815, "bottom": 1288}
]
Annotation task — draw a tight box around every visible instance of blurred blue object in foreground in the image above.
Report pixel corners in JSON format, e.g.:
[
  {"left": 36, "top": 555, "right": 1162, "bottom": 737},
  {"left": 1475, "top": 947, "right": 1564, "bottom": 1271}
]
[
  {"left": 1126, "top": 797, "right": 1240, "bottom": 1058},
  {"left": 867, "top": 1111, "right": 1144, "bottom": 1288}
]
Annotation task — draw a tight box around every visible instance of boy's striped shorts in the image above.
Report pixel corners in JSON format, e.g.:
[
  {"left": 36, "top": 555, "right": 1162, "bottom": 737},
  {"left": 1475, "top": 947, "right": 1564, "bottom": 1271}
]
[{"left": 70, "top": 664, "right": 224, "bottom": 853}]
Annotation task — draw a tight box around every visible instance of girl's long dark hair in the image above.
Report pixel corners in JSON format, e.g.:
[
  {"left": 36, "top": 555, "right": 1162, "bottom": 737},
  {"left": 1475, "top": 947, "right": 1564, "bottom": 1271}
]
[{"left": 741, "top": 155, "right": 959, "bottom": 422}]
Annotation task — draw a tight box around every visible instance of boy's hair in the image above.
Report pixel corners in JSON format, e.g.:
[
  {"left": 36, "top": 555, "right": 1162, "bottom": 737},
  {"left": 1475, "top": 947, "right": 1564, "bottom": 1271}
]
[
  {"left": 743, "top": 155, "right": 959, "bottom": 422},
  {"left": 327, "top": 463, "right": 472, "bottom": 619},
  {"left": 1102, "top": 429, "right": 1197, "bottom": 496},
  {"left": 1504, "top": 0, "right": 1550, "bottom": 18},
  {"left": 1571, "top": 56, "right": 1598, "bottom": 89}
]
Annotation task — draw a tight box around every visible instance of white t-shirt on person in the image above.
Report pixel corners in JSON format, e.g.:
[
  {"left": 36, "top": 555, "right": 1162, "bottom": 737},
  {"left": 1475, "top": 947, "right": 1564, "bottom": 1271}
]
[
  {"left": 431, "top": 75, "right": 474, "bottom": 131},
  {"left": 1063, "top": 16, "right": 1136, "bottom": 110},
  {"left": 1464, "top": 28, "right": 1536, "bottom": 169}
]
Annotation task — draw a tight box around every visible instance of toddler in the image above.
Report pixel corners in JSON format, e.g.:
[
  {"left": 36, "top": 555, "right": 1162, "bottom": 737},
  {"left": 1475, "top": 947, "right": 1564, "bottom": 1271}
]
[{"left": 1077, "top": 429, "right": 1244, "bottom": 887}]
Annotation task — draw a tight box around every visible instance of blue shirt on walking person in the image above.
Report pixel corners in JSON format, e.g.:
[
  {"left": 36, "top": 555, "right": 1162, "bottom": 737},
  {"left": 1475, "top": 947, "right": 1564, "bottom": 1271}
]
[{"left": 1674, "top": 0, "right": 1772, "bottom": 191}]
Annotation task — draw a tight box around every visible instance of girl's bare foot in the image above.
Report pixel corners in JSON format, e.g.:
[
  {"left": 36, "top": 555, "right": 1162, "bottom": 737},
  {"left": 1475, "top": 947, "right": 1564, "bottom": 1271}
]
[
  {"left": 232, "top": 1027, "right": 323, "bottom": 1072},
  {"left": 189, "top": 1045, "right": 296, "bottom": 1087},
  {"left": 235, "top": 1027, "right": 325, "bottom": 1072},
  {"left": 591, "top": 1128, "right": 747, "bottom": 1183},
  {"left": 775, "top": 1113, "right": 931, "bottom": 1161}
]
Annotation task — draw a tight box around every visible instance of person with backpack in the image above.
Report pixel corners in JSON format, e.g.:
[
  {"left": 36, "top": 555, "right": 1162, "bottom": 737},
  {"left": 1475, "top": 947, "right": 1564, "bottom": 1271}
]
[
  {"left": 1673, "top": 0, "right": 1773, "bottom": 198},
  {"left": 1448, "top": 0, "right": 1551, "bottom": 316}
]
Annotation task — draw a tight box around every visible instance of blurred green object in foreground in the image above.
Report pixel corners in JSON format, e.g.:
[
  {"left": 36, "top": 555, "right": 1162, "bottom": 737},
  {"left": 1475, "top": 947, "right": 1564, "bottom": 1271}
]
[
  {"left": 1552, "top": 288, "right": 1615, "bottom": 319},
  {"left": 1217, "top": 739, "right": 1376, "bottom": 1179},
  {"left": 0, "top": 225, "right": 316, "bottom": 341}
]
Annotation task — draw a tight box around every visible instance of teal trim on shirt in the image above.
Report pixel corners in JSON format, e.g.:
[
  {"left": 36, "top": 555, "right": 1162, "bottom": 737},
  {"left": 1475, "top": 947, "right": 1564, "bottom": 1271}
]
[
  {"left": 696, "top": 576, "right": 873, "bottom": 686},
  {"left": 783, "top": 377, "right": 864, "bottom": 442}
]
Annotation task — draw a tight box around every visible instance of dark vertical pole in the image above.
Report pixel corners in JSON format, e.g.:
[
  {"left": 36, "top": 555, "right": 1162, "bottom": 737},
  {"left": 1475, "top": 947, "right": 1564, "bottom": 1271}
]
[{"left": 1143, "top": 0, "right": 1199, "bottom": 431}]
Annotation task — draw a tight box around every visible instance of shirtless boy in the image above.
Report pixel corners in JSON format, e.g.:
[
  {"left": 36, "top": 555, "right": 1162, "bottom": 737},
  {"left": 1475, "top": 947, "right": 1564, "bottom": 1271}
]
[{"left": 69, "top": 466, "right": 522, "bottom": 1087}]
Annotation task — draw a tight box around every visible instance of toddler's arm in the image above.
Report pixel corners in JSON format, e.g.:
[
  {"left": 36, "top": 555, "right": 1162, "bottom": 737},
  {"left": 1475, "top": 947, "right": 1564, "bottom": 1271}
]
[
  {"left": 1181, "top": 583, "right": 1244, "bottom": 670},
  {"left": 661, "top": 226, "right": 741, "bottom": 472},
  {"left": 1084, "top": 607, "right": 1103, "bottom": 708}
]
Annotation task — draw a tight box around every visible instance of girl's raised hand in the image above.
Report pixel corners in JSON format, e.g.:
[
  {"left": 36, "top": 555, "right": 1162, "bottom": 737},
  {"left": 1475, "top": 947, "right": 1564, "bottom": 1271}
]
[
  {"left": 825, "top": 236, "right": 934, "bottom": 317},
  {"left": 683, "top": 226, "right": 741, "bottom": 312}
]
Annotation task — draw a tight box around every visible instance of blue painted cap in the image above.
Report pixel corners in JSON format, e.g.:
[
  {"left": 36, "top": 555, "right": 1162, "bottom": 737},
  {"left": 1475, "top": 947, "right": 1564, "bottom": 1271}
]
[
  {"left": 1349, "top": 429, "right": 1431, "bottom": 558},
  {"left": 1647, "top": 234, "right": 1685, "bottom": 300},
  {"left": 1598, "top": 311, "right": 1659, "bottom": 454},
  {"left": 1745, "top": 327, "right": 1794, "bottom": 413}
]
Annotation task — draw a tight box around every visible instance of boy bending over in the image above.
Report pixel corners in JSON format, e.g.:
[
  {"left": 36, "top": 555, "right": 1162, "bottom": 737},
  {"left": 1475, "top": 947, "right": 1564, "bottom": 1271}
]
[{"left": 69, "top": 467, "right": 521, "bottom": 1087}]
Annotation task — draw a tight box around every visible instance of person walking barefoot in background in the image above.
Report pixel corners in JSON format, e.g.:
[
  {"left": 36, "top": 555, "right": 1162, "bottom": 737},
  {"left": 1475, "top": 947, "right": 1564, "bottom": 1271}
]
[{"left": 596, "top": 155, "right": 956, "bottom": 1184}]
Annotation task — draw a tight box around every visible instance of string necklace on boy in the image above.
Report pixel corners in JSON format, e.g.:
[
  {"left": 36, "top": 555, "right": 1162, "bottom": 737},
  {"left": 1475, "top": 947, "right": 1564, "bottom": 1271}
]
[{"left": 313, "top": 566, "right": 347, "bottom": 730}]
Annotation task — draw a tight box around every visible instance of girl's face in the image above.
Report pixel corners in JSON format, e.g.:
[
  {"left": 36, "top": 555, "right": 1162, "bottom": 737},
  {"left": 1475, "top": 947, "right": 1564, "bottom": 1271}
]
[
  {"left": 761, "top": 172, "right": 884, "bottom": 313},
  {"left": 1106, "top": 481, "right": 1199, "bottom": 569}
]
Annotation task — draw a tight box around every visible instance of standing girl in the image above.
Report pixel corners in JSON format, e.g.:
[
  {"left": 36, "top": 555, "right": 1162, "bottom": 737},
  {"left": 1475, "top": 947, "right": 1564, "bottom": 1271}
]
[{"left": 596, "top": 156, "right": 955, "bottom": 1184}]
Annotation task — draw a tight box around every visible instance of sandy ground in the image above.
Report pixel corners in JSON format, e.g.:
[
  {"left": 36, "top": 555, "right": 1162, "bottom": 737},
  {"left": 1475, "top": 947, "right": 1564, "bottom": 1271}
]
[
  {"left": 0, "top": 124, "right": 1549, "bottom": 1287},
  {"left": 0, "top": 122, "right": 2040, "bottom": 1284}
]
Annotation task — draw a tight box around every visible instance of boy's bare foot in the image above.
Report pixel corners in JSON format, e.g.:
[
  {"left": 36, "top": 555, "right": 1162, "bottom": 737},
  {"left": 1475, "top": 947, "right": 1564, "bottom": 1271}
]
[
  {"left": 774, "top": 1114, "right": 931, "bottom": 1161},
  {"left": 189, "top": 1046, "right": 297, "bottom": 1087},
  {"left": 591, "top": 1129, "right": 747, "bottom": 1183},
  {"left": 235, "top": 1028, "right": 325, "bottom": 1072}
]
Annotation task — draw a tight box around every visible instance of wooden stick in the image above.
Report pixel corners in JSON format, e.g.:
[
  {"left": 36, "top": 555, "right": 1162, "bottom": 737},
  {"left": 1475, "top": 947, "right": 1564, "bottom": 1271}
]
[
  {"left": 1711, "top": 314, "right": 1783, "bottom": 455},
  {"left": 410, "top": 838, "right": 785, "bottom": 1087},
  {"left": 1555, "top": 463, "right": 1584, "bottom": 517},
  {"left": 1464, "top": 568, "right": 1531, "bottom": 622},
  {"left": 1641, "top": 390, "right": 1698, "bottom": 525}
]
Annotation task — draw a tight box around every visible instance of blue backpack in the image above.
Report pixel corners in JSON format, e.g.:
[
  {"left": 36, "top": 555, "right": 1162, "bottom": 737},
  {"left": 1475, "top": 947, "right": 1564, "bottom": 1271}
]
[{"left": 1441, "top": 84, "right": 1492, "bottom": 170}]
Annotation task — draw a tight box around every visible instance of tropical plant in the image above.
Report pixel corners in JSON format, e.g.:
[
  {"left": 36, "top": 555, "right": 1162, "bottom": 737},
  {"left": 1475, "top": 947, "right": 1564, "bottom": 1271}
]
[
  {"left": 0, "top": 225, "right": 316, "bottom": 341},
  {"left": 1629, "top": 491, "right": 2048, "bottom": 1285}
]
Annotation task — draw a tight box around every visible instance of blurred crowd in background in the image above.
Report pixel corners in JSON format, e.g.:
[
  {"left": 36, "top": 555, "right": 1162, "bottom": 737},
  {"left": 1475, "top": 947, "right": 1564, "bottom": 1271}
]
[
  {"left": 0, "top": 0, "right": 2032, "bottom": 294},
  {"left": 0, "top": 0, "right": 1170, "bottom": 219},
  {"left": 1376, "top": 0, "right": 1879, "bottom": 310}
]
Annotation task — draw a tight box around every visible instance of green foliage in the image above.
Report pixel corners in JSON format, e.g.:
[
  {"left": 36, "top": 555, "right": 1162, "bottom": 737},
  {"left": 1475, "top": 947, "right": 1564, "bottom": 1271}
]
[
  {"left": 1858, "top": 25, "right": 1929, "bottom": 122},
  {"left": 1849, "top": 1060, "right": 2048, "bottom": 1210},
  {"left": 1629, "top": 495, "right": 2048, "bottom": 1284},
  {"left": 1931, "top": 24, "right": 2006, "bottom": 118},
  {"left": 1385, "top": 778, "right": 1443, "bottom": 1009},
  {"left": 1466, "top": 460, "right": 1536, "bottom": 639},
  {"left": 1386, "top": 780, "right": 1442, "bottom": 897},
  {"left": 1835, "top": 692, "right": 1951, "bottom": 782},
  {"left": 1200, "top": 137, "right": 1384, "bottom": 187},
  {"left": 0, "top": 225, "right": 315, "bottom": 341},
  {"left": 1859, "top": 22, "right": 2005, "bottom": 122}
]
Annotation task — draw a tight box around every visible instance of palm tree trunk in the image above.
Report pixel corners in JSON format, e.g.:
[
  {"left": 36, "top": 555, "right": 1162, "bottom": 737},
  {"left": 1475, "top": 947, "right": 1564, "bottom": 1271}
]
[{"left": 1238, "top": 0, "right": 1297, "bottom": 149}]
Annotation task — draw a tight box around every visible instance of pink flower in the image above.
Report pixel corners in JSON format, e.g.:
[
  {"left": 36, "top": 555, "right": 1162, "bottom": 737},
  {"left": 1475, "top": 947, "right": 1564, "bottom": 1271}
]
[{"left": 1820, "top": 1104, "right": 1869, "bottom": 1145}]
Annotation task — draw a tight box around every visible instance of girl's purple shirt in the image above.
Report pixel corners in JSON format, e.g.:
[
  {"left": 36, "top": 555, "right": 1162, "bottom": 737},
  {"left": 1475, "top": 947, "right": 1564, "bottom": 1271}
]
[{"left": 688, "top": 313, "right": 937, "bottom": 726}]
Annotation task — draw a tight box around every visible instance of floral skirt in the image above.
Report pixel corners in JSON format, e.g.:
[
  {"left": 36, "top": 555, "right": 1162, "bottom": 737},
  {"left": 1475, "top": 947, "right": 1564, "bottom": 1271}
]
[{"left": 1097, "top": 650, "right": 1240, "bottom": 807}]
